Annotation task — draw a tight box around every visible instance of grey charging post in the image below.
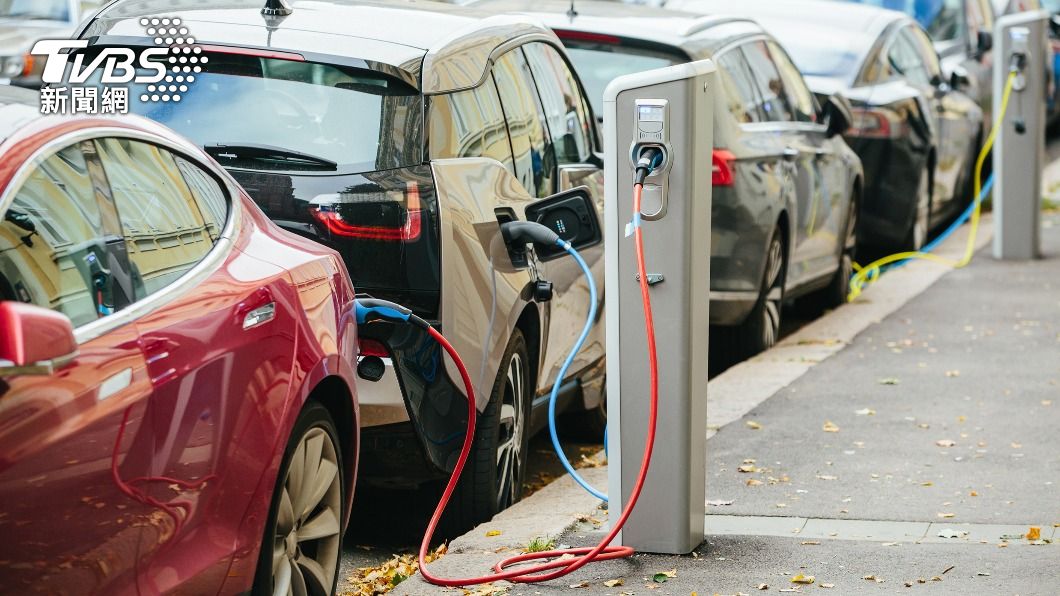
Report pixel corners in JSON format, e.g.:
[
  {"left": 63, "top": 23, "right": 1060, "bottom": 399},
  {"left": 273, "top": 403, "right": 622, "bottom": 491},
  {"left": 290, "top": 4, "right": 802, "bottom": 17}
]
[
  {"left": 604, "top": 59, "right": 714, "bottom": 554},
  {"left": 993, "top": 10, "right": 1048, "bottom": 260}
]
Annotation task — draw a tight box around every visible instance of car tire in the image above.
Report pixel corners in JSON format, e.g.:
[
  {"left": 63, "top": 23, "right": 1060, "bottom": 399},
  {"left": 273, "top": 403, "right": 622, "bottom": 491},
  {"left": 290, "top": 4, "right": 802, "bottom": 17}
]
[
  {"left": 443, "top": 329, "right": 532, "bottom": 534},
  {"left": 905, "top": 165, "right": 931, "bottom": 251},
  {"left": 253, "top": 401, "right": 344, "bottom": 596},
  {"left": 715, "top": 228, "right": 786, "bottom": 362}
]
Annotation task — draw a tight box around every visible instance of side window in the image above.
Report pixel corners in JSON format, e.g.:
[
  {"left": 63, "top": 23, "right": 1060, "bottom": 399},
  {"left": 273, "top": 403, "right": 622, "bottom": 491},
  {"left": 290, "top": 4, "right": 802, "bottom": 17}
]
[
  {"left": 94, "top": 138, "right": 215, "bottom": 298},
  {"left": 887, "top": 29, "right": 932, "bottom": 86},
  {"left": 0, "top": 145, "right": 122, "bottom": 327},
  {"left": 493, "top": 49, "right": 555, "bottom": 198},
  {"left": 741, "top": 41, "right": 795, "bottom": 122},
  {"left": 715, "top": 49, "right": 762, "bottom": 124},
  {"left": 173, "top": 156, "right": 228, "bottom": 241},
  {"left": 924, "top": 0, "right": 966, "bottom": 42},
  {"left": 767, "top": 41, "right": 818, "bottom": 123},
  {"left": 907, "top": 27, "right": 943, "bottom": 81},
  {"left": 428, "top": 77, "right": 515, "bottom": 174},
  {"left": 522, "top": 42, "right": 594, "bottom": 165}
]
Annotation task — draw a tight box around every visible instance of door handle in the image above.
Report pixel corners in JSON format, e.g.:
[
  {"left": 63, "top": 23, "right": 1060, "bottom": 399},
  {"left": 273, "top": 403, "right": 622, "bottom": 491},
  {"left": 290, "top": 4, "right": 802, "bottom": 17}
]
[{"left": 782, "top": 147, "right": 800, "bottom": 162}]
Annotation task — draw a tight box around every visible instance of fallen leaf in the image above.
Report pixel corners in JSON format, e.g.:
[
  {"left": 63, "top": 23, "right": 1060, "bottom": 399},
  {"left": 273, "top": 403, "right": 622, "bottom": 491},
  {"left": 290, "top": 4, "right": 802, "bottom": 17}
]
[
  {"left": 756, "top": 584, "right": 769, "bottom": 590},
  {"left": 862, "top": 575, "right": 884, "bottom": 583},
  {"left": 855, "top": 408, "right": 876, "bottom": 416},
  {"left": 650, "top": 569, "right": 676, "bottom": 583},
  {"left": 937, "top": 512, "right": 956, "bottom": 518},
  {"left": 881, "top": 542, "right": 899, "bottom": 546},
  {"left": 799, "top": 541, "right": 820, "bottom": 545},
  {"left": 603, "top": 579, "right": 624, "bottom": 588},
  {"left": 945, "top": 370, "right": 960, "bottom": 377},
  {"left": 822, "top": 421, "right": 840, "bottom": 433},
  {"left": 706, "top": 499, "right": 734, "bottom": 506},
  {"left": 790, "top": 574, "right": 814, "bottom": 584},
  {"left": 820, "top": 583, "right": 835, "bottom": 588},
  {"left": 878, "top": 377, "right": 900, "bottom": 385},
  {"left": 816, "top": 475, "right": 838, "bottom": 481},
  {"left": 746, "top": 420, "right": 763, "bottom": 430},
  {"left": 1027, "top": 527, "right": 1041, "bottom": 541},
  {"left": 568, "top": 581, "right": 589, "bottom": 588},
  {"left": 485, "top": 530, "right": 502, "bottom": 537},
  {"left": 969, "top": 491, "right": 979, "bottom": 497},
  {"left": 747, "top": 479, "right": 764, "bottom": 486},
  {"left": 738, "top": 464, "right": 759, "bottom": 473},
  {"left": 935, "top": 439, "right": 956, "bottom": 447}
]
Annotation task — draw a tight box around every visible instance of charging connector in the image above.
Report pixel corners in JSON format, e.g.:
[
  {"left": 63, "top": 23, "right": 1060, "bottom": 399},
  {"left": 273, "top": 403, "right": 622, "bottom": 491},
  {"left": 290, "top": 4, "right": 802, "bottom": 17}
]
[{"left": 634, "top": 146, "right": 664, "bottom": 185}]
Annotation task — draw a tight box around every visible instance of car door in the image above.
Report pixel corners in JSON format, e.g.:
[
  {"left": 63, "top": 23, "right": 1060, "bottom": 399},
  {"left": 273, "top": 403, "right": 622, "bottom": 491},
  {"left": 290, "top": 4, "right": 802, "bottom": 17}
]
[
  {"left": 742, "top": 39, "right": 831, "bottom": 287},
  {"left": 888, "top": 26, "right": 967, "bottom": 213},
  {"left": 0, "top": 140, "right": 154, "bottom": 595},
  {"left": 91, "top": 137, "right": 300, "bottom": 593},
  {"left": 521, "top": 41, "right": 605, "bottom": 392},
  {"left": 767, "top": 40, "right": 850, "bottom": 279},
  {"left": 906, "top": 25, "right": 981, "bottom": 212}
]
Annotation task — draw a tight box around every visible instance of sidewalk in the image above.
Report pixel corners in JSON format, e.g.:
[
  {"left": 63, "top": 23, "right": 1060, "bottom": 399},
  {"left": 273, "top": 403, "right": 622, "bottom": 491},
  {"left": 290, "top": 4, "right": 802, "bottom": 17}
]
[{"left": 401, "top": 211, "right": 1060, "bottom": 595}]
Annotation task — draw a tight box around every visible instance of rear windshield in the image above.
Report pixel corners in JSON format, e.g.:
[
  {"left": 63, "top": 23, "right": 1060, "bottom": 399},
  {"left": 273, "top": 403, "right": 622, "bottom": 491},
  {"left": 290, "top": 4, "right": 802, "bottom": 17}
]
[
  {"left": 841, "top": 0, "right": 965, "bottom": 42},
  {"left": 126, "top": 53, "right": 423, "bottom": 174},
  {"left": 562, "top": 42, "right": 686, "bottom": 117},
  {"left": 765, "top": 23, "right": 869, "bottom": 79}
]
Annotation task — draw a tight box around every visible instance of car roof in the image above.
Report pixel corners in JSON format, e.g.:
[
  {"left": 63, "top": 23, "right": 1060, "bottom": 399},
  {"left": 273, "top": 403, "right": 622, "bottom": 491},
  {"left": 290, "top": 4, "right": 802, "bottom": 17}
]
[
  {"left": 472, "top": 0, "right": 763, "bottom": 56},
  {"left": 666, "top": 0, "right": 905, "bottom": 80},
  {"left": 86, "top": 0, "right": 560, "bottom": 94}
]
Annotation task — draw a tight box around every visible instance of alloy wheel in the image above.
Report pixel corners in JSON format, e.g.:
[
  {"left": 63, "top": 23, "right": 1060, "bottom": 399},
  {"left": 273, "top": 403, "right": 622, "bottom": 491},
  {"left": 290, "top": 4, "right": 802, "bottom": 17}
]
[
  {"left": 495, "top": 351, "right": 526, "bottom": 510},
  {"left": 271, "top": 427, "right": 342, "bottom": 596},
  {"left": 761, "top": 235, "right": 784, "bottom": 349}
]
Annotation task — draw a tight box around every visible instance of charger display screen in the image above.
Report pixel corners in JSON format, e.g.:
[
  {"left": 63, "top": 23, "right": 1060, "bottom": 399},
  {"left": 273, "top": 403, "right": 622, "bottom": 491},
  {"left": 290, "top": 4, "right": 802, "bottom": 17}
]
[{"left": 638, "top": 105, "right": 664, "bottom": 122}]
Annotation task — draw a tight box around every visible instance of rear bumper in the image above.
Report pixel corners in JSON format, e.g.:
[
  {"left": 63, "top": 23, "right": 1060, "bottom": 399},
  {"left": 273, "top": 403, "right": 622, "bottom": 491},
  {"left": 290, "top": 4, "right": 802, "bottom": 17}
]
[{"left": 709, "top": 290, "right": 758, "bottom": 326}]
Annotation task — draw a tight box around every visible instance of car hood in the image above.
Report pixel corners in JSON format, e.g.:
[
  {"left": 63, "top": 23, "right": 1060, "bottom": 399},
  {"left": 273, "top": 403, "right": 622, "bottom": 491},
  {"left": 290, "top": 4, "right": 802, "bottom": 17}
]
[{"left": 0, "top": 21, "right": 74, "bottom": 55}]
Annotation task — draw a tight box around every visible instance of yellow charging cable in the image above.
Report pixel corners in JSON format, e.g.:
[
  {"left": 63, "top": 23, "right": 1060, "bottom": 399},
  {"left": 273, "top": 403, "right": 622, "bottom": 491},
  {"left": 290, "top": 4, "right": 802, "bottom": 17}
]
[{"left": 847, "top": 70, "right": 1019, "bottom": 301}]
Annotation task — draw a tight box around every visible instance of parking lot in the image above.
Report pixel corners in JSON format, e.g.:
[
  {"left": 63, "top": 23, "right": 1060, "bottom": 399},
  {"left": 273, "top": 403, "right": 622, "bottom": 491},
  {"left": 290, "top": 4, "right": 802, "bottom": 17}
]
[{"left": 0, "top": 0, "right": 1057, "bottom": 595}]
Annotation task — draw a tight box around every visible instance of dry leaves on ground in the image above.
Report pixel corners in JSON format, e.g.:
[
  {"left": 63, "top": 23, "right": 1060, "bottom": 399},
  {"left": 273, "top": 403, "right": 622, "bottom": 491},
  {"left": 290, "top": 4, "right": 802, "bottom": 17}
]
[
  {"left": 822, "top": 421, "right": 840, "bottom": 433},
  {"left": 343, "top": 545, "right": 447, "bottom": 596},
  {"left": 603, "top": 578, "right": 625, "bottom": 588},
  {"left": 790, "top": 574, "right": 815, "bottom": 584}
]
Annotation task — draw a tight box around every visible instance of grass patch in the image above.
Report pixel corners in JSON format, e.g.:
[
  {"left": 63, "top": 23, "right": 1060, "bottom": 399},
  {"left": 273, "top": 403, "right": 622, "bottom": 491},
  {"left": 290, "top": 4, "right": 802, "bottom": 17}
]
[{"left": 524, "top": 536, "right": 556, "bottom": 553}]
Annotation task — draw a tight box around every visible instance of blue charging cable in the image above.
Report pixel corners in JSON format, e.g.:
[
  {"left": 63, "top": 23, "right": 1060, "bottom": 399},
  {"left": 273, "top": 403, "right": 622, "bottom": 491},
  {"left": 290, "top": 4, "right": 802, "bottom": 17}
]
[{"left": 546, "top": 238, "right": 607, "bottom": 501}]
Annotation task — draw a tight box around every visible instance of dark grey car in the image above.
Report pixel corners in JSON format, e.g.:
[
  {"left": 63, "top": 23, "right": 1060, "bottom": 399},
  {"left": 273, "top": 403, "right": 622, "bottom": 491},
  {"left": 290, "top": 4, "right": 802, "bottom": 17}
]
[{"left": 474, "top": 0, "right": 863, "bottom": 360}]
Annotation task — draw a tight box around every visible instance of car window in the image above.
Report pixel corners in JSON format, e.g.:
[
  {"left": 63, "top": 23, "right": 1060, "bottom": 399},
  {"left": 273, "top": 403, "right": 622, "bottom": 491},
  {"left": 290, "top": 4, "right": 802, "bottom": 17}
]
[
  {"left": 172, "top": 156, "right": 228, "bottom": 241},
  {"left": 561, "top": 41, "right": 685, "bottom": 118},
  {"left": 94, "top": 138, "right": 216, "bottom": 298},
  {"left": 768, "top": 41, "right": 818, "bottom": 123},
  {"left": 887, "top": 29, "right": 933, "bottom": 86},
  {"left": 0, "top": 145, "right": 125, "bottom": 327},
  {"left": 429, "top": 77, "right": 515, "bottom": 175},
  {"left": 522, "top": 42, "right": 594, "bottom": 165},
  {"left": 741, "top": 41, "right": 795, "bottom": 122},
  {"left": 843, "top": 0, "right": 965, "bottom": 42},
  {"left": 493, "top": 49, "right": 555, "bottom": 198},
  {"left": 715, "top": 49, "right": 762, "bottom": 124},
  {"left": 906, "top": 26, "right": 944, "bottom": 80}
]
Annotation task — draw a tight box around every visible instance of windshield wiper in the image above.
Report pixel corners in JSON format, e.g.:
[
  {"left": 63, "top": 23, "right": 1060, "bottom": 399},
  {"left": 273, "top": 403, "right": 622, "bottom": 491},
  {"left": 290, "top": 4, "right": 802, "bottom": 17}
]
[{"left": 204, "top": 143, "right": 338, "bottom": 170}]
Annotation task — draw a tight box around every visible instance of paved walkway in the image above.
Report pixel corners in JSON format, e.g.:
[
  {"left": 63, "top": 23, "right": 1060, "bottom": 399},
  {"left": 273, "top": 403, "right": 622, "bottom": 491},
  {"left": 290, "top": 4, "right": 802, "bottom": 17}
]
[{"left": 403, "top": 210, "right": 1060, "bottom": 595}]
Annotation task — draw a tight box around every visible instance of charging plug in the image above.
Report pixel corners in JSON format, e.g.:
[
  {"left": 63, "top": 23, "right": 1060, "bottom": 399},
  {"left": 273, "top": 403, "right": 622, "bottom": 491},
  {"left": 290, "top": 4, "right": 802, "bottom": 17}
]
[{"left": 634, "top": 146, "right": 664, "bottom": 185}]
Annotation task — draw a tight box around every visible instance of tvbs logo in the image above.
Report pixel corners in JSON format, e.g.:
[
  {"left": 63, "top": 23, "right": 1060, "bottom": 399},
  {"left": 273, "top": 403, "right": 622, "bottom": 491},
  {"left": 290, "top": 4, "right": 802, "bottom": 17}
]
[{"left": 31, "top": 17, "right": 202, "bottom": 115}]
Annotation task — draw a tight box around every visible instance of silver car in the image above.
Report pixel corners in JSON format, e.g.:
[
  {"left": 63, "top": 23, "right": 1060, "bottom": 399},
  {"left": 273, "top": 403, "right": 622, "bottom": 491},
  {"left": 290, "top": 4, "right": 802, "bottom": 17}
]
[{"left": 0, "top": 0, "right": 99, "bottom": 87}]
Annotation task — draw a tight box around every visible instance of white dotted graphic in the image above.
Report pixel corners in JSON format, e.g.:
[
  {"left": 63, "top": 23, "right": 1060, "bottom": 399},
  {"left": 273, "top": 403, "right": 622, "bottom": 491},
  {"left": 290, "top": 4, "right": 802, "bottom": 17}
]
[{"left": 139, "top": 16, "right": 199, "bottom": 103}]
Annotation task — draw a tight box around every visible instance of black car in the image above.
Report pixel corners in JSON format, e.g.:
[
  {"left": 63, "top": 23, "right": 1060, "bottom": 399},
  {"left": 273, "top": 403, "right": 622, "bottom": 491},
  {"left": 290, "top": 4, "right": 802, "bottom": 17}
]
[{"left": 671, "top": 0, "right": 984, "bottom": 253}]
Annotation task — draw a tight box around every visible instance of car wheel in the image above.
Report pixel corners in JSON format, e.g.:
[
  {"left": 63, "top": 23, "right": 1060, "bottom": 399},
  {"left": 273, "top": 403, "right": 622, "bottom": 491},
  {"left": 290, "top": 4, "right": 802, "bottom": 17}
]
[
  {"left": 444, "top": 329, "right": 531, "bottom": 534},
  {"left": 254, "top": 401, "right": 344, "bottom": 596},
  {"left": 905, "top": 166, "right": 930, "bottom": 251},
  {"left": 715, "top": 228, "right": 786, "bottom": 361}
]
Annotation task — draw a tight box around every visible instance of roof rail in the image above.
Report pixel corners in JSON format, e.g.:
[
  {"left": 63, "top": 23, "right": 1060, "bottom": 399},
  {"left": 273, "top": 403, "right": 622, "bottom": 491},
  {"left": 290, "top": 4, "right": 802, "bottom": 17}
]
[{"left": 681, "top": 15, "right": 757, "bottom": 37}]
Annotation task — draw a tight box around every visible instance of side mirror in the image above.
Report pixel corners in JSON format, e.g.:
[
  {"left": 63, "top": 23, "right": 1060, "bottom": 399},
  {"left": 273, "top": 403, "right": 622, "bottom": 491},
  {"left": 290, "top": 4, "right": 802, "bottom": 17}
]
[
  {"left": 822, "top": 93, "right": 853, "bottom": 138},
  {"left": 976, "top": 29, "right": 993, "bottom": 57},
  {"left": 949, "top": 65, "right": 971, "bottom": 91},
  {"left": 521, "top": 186, "right": 602, "bottom": 261},
  {"left": 0, "top": 302, "right": 78, "bottom": 376}
]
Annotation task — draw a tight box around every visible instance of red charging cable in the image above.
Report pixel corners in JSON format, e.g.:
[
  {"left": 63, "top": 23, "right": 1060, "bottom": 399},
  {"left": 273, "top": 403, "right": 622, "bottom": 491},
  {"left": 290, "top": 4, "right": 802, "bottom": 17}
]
[{"left": 417, "top": 183, "right": 659, "bottom": 586}]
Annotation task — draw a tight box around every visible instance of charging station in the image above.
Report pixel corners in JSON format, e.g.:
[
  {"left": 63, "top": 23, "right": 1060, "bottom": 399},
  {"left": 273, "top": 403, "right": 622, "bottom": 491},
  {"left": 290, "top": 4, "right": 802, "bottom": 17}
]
[
  {"left": 993, "top": 10, "right": 1049, "bottom": 260},
  {"left": 604, "top": 60, "right": 715, "bottom": 554}
]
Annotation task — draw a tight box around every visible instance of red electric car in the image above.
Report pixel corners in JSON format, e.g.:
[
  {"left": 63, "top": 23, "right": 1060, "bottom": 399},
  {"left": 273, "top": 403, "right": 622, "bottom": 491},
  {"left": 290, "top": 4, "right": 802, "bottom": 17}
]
[{"left": 0, "top": 87, "right": 359, "bottom": 595}]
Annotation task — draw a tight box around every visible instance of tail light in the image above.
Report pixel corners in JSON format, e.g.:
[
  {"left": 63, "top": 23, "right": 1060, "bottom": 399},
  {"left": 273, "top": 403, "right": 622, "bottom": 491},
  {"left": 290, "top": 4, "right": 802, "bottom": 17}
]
[
  {"left": 309, "top": 181, "right": 422, "bottom": 242},
  {"left": 712, "top": 149, "right": 736, "bottom": 187},
  {"left": 554, "top": 29, "right": 621, "bottom": 44},
  {"left": 359, "top": 338, "right": 389, "bottom": 358},
  {"left": 847, "top": 107, "right": 907, "bottom": 139}
]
